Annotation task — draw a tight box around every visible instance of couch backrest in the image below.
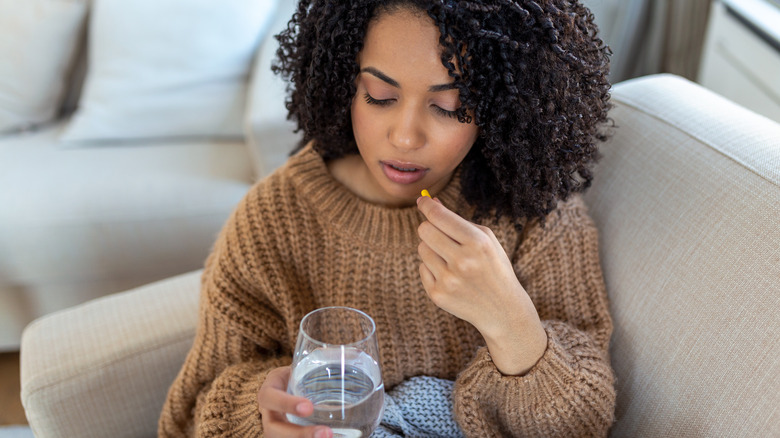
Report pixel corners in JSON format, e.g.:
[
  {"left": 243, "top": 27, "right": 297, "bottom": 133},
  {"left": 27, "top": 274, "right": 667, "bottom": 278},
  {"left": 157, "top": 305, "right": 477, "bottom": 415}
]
[
  {"left": 244, "top": 0, "right": 302, "bottom": 177},
  {"left": 583, "top": 74, "right": 780, "bottom": 437}
]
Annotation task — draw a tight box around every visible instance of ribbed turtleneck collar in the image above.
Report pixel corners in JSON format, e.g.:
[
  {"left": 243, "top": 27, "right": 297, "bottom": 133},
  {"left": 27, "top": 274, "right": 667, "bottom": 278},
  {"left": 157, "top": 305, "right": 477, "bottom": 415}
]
[{"left": 287, "top": 145, "right": 466, "bottom": 248}]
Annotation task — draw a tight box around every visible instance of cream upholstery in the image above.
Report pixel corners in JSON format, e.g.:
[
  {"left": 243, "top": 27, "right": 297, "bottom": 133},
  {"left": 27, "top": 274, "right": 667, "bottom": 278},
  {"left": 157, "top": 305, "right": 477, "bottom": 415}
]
[
  {"left": 243, "top": 0, "right": 300, "bottom": 177},
  {"left": 0, "top": 123, "right": 252, "bottom": 350},
  {"left": 583, "top": 74, "right": 780, "bottom": 436},
  {"left": 20, "top": 75, "right": 780, "bottom": 437},
  {"left": 60, "top": 0, "right": 277, "bottom": 142},
  {"left": 21, "top": 271, "right": 200, "bottom": 438},
  {"left": 0, "top": 0, "right": 88, "bottom": 133},
  {"left": 0, "top": 0, "right": 299, "bottom": 351}
]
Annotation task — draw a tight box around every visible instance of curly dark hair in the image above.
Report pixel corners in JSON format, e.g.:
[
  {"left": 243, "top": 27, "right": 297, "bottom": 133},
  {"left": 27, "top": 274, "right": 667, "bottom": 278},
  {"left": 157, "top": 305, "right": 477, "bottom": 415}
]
[{"left": 272, "top": 0, "right": 611, "bottom": 223}]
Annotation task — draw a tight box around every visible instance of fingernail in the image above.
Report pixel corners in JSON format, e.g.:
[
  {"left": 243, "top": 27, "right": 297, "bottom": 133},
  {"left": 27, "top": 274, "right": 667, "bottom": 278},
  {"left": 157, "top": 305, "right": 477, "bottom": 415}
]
[
  {"left": 314, "top": 427, "right": 330, "bottom": 438},
  {"left": 296, "top": 402, "right": 309, "bottom": 415}
]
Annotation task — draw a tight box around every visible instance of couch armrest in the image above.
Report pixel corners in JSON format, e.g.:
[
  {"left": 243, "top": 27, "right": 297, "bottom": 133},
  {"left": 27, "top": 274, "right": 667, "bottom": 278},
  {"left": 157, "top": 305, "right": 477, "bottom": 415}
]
[{"left": 20, "top": 271, "right": 201, "bottom": 438}]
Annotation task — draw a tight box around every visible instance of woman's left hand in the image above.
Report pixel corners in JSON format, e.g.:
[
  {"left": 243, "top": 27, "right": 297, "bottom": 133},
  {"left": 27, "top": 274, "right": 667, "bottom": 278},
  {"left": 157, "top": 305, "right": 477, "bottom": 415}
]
[{"left": 416, "top": 195, "right": 547, "bottom": 375}]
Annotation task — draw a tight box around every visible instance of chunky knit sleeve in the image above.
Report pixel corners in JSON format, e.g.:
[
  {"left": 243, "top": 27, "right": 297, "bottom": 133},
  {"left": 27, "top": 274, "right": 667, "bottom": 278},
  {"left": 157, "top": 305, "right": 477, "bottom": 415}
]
[
  {"left": 158, "top": 181, "right": 300, "bottom": 437},
  {"left": 452, "top": 197, "right": 616, "bottom": 437}
]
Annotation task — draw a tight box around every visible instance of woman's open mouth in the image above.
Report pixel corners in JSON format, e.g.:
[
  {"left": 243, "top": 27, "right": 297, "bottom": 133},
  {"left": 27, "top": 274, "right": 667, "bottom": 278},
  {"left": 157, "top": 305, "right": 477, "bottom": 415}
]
[{"left": 381, "top": 160, "right": 428, "bottom": 184}]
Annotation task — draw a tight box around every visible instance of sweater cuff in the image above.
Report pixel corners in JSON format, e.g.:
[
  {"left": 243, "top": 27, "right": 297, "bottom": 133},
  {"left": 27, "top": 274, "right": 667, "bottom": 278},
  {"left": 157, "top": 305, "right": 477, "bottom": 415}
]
[
  {"left": 196, "top": 357, "right": 289, "bottom": 437},
  {"left": 453, "top": 321, "right": 615, "bottom": 437}
]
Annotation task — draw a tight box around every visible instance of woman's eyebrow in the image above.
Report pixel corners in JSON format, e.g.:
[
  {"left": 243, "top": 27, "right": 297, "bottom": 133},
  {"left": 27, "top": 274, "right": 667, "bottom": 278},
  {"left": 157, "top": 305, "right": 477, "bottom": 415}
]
[
  {"left": 361, "top": 67, "right": 399, "bottom": 88},
  {"left": 360, "top": 66, "right": 457, "bottom": 92}
]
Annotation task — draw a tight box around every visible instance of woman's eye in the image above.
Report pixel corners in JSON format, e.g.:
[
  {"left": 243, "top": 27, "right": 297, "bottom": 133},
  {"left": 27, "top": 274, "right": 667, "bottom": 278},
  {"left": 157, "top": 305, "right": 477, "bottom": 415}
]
[
  {"left": 433, "top": 105, "right": 459, "bottom": 119},
  {"left": 364, "top": 93, "right": 392, "bottom": 106},
  {"left": 364, "top": 92, "right": 458, "bottom": 120}
]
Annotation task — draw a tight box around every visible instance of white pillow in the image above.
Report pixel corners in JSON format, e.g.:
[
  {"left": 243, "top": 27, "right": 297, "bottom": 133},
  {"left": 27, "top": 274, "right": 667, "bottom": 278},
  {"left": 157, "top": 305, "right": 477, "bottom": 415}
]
[
  {"left": 61, "top": 0, "right": 278, "bottom": 143},
  {"left": 0, "top": 0, "right": 88, "bottom": 134}
]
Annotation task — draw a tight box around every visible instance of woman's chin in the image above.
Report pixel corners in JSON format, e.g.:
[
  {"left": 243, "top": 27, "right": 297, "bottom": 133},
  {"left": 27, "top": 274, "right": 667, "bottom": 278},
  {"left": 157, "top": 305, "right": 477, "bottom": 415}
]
[{"left": 373, "top": 186, "right": 421, "bottom": 208}]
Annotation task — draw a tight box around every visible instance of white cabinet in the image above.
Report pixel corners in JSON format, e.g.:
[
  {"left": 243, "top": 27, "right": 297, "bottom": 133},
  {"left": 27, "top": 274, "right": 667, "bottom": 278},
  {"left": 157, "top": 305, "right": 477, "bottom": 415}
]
[{"left": 698, "top": 0, "right": 780, "bottom": 123}]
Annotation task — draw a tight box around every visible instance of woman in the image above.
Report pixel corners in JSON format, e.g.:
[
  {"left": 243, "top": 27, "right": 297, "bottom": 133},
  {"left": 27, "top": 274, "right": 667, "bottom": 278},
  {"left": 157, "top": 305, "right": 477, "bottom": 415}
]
[{"left": 159, "top": 1, "right": 615, "bottom": 436}]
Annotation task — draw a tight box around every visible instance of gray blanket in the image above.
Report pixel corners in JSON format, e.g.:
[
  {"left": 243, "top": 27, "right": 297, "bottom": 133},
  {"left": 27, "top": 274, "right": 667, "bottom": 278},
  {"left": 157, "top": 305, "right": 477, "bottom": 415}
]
[{"left": 370, "top": 376, "right": 465, "bottom": 438}]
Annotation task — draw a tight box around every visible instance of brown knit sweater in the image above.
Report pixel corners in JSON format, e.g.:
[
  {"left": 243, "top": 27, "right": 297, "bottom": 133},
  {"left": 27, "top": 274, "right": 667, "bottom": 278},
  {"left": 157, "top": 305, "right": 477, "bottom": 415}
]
[{"left": 158, "top": 145, "right": 616, "bottom": 437}]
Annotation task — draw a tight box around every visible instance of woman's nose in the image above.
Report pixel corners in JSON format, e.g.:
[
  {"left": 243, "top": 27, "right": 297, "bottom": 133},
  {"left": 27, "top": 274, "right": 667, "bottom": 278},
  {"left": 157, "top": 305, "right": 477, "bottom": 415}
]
[{"left": 388, "top": 105, "right": 425, "bottom": 151}]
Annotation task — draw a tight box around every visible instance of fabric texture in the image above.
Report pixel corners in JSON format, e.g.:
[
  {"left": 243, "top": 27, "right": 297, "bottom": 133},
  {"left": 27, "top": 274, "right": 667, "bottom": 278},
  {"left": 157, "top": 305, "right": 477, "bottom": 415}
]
[
  {"left": 373, "top": 376, "right": 463, "bottom": 438},
  {"left": 612, "top": 74, "right": 779, "bottom": 185},
  {"left": 0, "top": 0, "right": 87, "bottom": 133},
  {"left": 60, "top": 0, "right": 278, "bottom": 143},
  {"left": 158, "top": 144, "right": 616, "bottom": 437},
  {"left": 583, "top": 75, "right": 780, "bottom": 437},
  {"left": 21, "top": 271, "right": 202, "bottom": 438}
]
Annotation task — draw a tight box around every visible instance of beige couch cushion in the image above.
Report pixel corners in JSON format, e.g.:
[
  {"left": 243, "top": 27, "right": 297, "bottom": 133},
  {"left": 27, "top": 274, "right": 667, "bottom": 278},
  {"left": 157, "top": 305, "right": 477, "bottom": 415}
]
[{"left": 584, "top": 74, "right": 780, "bottom": 436}]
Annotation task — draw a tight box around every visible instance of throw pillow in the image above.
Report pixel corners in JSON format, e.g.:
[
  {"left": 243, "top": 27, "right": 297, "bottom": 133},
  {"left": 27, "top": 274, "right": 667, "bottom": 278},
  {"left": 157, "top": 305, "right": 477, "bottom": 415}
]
[
  {"left": 0, "top": 0, "right": 88, "bottom": 134},
  {"left": 60, "top": 0, "right": 278, "bottom": 143}
]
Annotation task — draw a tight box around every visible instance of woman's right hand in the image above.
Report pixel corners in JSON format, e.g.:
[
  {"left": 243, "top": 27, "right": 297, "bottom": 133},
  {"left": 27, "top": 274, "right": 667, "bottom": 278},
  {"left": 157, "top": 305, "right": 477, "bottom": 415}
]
[{"left": 257, "top": 366, "right": 333, "bottom": 438}]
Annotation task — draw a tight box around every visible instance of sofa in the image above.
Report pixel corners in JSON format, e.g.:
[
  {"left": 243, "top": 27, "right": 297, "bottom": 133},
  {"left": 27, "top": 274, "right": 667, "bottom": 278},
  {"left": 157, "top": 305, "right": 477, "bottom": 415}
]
[
  {"left": 0, "top": 0, "right": 299, "bottom": 351},
  {"left": 19, "top": 74, "right": 780, "bottom": 437}
]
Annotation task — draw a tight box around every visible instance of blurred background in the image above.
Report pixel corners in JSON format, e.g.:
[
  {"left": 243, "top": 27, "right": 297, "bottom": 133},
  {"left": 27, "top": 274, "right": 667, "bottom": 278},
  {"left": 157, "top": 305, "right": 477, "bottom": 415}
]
[
  {"left": 584, "top": 0, "right": 780, "bottom": 121},
  {"left": 0, "top": 0, "right": 779, "bottom": 429}
]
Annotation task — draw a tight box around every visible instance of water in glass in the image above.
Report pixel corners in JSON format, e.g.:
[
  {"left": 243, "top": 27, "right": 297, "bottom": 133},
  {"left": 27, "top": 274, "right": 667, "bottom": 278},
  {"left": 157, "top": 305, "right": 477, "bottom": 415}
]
[{"left": 287, "top": 347, "right": 384, "bottom": 437}]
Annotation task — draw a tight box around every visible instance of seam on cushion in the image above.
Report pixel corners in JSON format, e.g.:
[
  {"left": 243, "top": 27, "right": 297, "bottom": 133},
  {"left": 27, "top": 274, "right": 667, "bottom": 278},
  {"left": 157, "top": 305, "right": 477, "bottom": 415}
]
[
  {"left": 22, "top": 332, "right": 195, "bottom": 399},
  {"left": 612, "top": 95, "right": 780, "bottom": 188},
  {"left": 22, "top": 287, "right": 197, "bottom": 333}
]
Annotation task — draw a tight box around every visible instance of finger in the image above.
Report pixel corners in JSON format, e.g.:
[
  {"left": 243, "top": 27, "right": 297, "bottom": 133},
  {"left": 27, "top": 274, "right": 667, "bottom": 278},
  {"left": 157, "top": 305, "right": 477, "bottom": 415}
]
[
  {"left": 416, "top": 196, "right": 479, "bottom": 244},
  {"left": 258, "top": 388, "right": 312, "bottom": 419},
  {"left": 258, "top": 368, "right": 313, "bottom": 417},
  {"left": 419, "top": 261, "right": 436, "bottom": 290},
  {"left": 418, "top": 240, "right": 447, "bottom": 277},
  {"left": 265, "top": 366, "right": 291, "bottom": 390},
  {"left": 418, "top": 220, "right": 460, "bottom": 263}
]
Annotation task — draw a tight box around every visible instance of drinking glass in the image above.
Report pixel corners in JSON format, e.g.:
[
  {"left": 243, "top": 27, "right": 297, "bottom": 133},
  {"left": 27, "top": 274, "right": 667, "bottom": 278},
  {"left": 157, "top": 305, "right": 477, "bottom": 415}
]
[{"left": 286, "top": 306, "right": 384, "bottom": 438}]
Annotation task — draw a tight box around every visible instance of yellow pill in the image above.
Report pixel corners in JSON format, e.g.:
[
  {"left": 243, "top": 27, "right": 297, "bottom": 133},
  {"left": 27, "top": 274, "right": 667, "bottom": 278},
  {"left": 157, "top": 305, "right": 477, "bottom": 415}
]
[{"left": 421, "top": 189, "right": 431, "bottom": 198}]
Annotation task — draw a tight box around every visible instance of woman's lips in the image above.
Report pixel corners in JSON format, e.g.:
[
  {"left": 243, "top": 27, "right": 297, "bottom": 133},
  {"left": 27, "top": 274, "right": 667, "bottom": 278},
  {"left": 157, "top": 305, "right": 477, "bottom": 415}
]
[{"left": 381, "top": 160, "right": 428, "bottom": 184}]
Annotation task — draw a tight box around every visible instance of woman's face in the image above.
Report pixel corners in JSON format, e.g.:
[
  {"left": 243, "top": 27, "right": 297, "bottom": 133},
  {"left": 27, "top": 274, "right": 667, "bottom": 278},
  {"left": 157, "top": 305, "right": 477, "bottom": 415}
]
[{"left": 350, "top": 8, "right": 479, "bottom": 207}]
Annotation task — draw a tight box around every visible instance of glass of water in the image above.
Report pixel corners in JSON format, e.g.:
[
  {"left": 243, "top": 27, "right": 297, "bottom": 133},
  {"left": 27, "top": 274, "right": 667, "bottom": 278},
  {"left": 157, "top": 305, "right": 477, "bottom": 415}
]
[{"left": 287, "top": 306, "right": 384, "bottom": 438}]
